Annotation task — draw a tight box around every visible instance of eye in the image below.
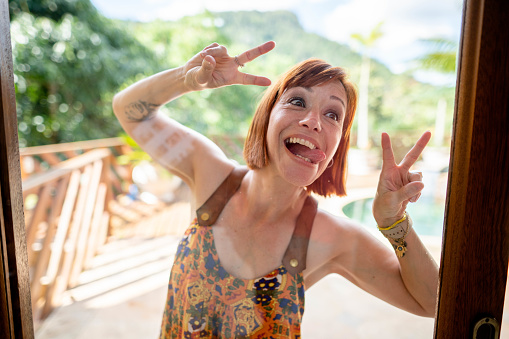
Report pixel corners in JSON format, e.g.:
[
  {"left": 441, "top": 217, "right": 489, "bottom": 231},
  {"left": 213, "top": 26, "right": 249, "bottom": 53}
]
[
  {"left": 325, "top": 111, "right": 339, "bottom": 121},
  {"left": 289, "top": 97, "right": 305, "bottom": 107}
]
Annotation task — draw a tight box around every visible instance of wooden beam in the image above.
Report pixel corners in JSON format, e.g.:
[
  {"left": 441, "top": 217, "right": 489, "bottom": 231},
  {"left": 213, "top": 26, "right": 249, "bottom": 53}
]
[
  {"left": 0, "top": 0, "right": 34, "bottom": 337},
  {"left": 21, "top": 148, "right": 111, "bottom": 193},
  {"left": 0, "top": 181, "right": 14, "bottom": 338},
  {"left": 18, "top": 137, "right": 125, "bottom": 156},
  {"left": 434, "top": 0, "right": 509, "bottom": 337}
]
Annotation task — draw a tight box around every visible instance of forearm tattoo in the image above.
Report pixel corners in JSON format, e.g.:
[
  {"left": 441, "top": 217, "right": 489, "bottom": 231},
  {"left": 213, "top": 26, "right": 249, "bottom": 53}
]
[{"left": 125, "top": 100, "right": 159, "bottom": 122}]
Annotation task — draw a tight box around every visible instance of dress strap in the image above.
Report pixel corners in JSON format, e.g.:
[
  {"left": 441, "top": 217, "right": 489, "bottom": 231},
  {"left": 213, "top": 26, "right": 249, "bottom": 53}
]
[
  {"left": 196, "top": 166, "right": 249, "bottom": 226},
  {"left": 282, "top": 195, "right": 318, "bottom": 275},
  {"left": 196, "top": 166, "right": 317, "bottom": 275}
]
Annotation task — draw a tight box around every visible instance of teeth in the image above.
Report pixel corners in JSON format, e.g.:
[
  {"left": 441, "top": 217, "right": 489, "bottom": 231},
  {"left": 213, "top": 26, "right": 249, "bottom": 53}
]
[
  {"left": 285, "top": 137, "right": 316, "bottom": 150},
  {"left": 295, "top": 154, "right": 312, "bottom": 162}
]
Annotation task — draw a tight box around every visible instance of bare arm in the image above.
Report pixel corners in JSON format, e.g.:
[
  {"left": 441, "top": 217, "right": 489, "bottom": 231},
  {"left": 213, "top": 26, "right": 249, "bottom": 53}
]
[
  {"left": 305, "top": 211, "right": 437, "bottom": 317},
  {"left": 305, "top": 133, "right": 438, "bottom": 317},
  {"left": 369, "top": 131, "right": 439, "bottom": 316},
  {"left": 112, "top": 42, "right": 275, "bottom": 196}
]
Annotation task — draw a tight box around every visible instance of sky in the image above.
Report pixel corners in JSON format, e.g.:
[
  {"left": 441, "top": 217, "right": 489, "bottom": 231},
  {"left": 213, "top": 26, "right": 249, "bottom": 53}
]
[{"left": 90, "top": 0, "right": 464, "bottom": 85}]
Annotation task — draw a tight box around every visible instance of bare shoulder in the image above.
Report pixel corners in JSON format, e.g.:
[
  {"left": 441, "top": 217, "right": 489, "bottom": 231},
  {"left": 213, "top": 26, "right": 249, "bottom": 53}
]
[
  {"left": 192, "top": 154, "right": 237, "bottom": 208},
  {"left": 304, "top": 208, "right": 385, "bottom": 286},
  {"left": 167, "top": 123, "right": 238, "bottom": 209},
  {"left": 306, "top": 209, "right": 362, "bottom": 266}
]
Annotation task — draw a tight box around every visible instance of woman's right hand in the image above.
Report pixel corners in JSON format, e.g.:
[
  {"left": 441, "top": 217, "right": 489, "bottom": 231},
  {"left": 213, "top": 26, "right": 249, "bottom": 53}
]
[{"left": 183, "top": 41, "right": 276, "bottom": 91}]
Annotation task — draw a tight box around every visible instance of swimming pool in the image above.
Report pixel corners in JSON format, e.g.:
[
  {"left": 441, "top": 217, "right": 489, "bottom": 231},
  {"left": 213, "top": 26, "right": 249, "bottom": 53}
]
[{"left": 342, "top": 197, "right": 445, "bottom": 237}]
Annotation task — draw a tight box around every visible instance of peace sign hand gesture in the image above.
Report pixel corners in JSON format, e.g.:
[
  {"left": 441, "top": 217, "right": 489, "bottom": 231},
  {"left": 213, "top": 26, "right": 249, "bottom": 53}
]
[
  {"left": 183, "top": 41, "right": 275, "bottom": 91},
  {"left": 372, "top": 131, "right": 432, "bottom": 227}
]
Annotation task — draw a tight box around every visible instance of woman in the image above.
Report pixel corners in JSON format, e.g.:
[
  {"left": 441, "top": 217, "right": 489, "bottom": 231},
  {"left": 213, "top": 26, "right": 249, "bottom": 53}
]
[{"left": 112, "top": 41, "right": 438, "bottom": 338}]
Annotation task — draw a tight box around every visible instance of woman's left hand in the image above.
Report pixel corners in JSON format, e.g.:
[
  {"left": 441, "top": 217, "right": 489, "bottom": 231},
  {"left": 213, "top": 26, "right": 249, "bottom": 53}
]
[{"left": 372, "top": 131, "right": 432, "bottom": 227}]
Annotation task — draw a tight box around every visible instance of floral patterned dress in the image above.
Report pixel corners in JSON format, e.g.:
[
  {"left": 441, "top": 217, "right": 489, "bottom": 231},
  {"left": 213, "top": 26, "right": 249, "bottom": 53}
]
[{"left": 159, "top": 220, "right": 306, "bottom": 338}]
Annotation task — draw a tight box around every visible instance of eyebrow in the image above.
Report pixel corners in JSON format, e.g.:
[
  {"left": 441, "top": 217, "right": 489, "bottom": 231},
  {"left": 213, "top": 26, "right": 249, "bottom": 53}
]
[
  {"left": 302, "top": 87, "right": 346, "bottom": 108},
  {"left": 330, "top": 95, "right": 346, "bottom": 108}
]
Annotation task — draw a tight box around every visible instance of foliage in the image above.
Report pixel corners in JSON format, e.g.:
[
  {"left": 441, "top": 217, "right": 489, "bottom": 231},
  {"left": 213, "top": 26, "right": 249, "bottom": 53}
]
[
  {"left": 350, "top": 21, "right": 384, "bottom": 50},
  {"left": 115, "top": 133, "right": 152, "bottom": 166},
  {"left": 416, "top": 38, "right": 457, "bottom": 74},
  {"left": 9, "top": 0, "right": 160, "bottom": 146},
  {"left": 115, "top": 12, "right": 263, "bottom": 135},
  {"left": 9, "top": 3, "right": 455, "bottom": 149}
]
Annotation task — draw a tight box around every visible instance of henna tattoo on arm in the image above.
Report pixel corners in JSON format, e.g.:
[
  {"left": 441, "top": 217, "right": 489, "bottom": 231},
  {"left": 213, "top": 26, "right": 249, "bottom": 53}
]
[{"left": 124, "top": 100, "right": 159, "bottom": 122}]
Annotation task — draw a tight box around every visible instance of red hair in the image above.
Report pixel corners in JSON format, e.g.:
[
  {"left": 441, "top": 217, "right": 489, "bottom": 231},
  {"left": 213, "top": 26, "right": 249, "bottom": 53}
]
[{"left": 243, "top": 58, "right": 358, "bottom": 197}]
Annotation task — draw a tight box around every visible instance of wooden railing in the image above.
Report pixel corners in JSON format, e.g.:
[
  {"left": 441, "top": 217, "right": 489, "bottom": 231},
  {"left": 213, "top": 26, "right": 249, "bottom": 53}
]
[
  {"left": 19, "top": 137, "right": 131, "bottom": 179},
  {"left": 20, "top": 138, "right": 131, "bottom": 321},
  {"left": 20, "top": 135, "right": 244, "bottom": 323}
]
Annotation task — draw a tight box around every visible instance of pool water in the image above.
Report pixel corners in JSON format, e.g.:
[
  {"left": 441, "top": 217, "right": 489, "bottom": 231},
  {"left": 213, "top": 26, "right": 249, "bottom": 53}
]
[{"left": 342, "top": 197, "right": 445, "bottom": 237}]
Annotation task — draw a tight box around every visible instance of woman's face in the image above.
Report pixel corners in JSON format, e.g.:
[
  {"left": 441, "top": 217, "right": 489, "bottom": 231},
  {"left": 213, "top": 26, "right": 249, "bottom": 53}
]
[{"left": 266, "top": 81, "right": 347, "bottom": 187}]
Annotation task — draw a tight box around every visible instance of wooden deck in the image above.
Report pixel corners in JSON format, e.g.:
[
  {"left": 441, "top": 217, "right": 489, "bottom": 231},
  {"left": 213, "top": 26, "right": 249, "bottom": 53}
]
[
  {"left": 35, "top": 234, "right": 180, "bottom": 338},
  {"left": 33, "top": 198, "right": 192, "bottom": 335}
]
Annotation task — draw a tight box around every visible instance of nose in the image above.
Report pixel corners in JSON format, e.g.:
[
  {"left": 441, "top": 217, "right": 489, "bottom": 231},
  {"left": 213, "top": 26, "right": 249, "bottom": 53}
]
[{"left": 299, "top": 111, "right": 322, "bottom": 132}]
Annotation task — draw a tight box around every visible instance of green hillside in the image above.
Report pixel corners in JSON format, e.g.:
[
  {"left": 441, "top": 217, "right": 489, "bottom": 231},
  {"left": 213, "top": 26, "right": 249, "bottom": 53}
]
[
  {"left": 125, "top": 10, "right": 455, "bottom": 146},
  {"left": 216, "top": 11, "right": 361, "bottom": 68}
]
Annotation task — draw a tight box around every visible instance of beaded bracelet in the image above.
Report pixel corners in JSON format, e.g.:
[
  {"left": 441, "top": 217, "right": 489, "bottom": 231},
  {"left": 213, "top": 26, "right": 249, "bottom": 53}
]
[{"left": 377, "top": 212, "right": 413, "bottom": 258}]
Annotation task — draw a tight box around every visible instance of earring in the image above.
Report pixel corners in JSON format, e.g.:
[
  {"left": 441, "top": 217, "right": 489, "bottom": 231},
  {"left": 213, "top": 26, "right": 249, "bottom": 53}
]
[{"left": 327, "top": 159, "right": 334, "bottom": 169}]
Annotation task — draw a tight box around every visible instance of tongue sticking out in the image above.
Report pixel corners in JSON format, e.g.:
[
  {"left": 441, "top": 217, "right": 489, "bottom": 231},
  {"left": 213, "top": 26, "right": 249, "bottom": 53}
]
[{"left": 286, "top": 143, "right": 326, "bottom": 164}]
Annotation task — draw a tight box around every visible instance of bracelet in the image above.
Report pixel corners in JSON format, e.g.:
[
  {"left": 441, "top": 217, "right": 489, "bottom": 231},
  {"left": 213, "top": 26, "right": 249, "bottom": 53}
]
[
  {"left": 377, "top": 213, "right": 407, "bottom": 231},
  {"left": 377, "top": 212, "right": 413, "bottom": 258}
]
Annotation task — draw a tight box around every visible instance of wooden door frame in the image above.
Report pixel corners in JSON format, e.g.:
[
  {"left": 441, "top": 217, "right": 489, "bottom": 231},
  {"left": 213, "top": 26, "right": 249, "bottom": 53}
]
[
  {"left": 1, "top": 0, "right": 508, "bottom": 338},
  {"left": 0, "top": 0, "right": 34, "bottom": 337},
  {"left": 434, "top": 0, "right": 509, "bottom": 337}
]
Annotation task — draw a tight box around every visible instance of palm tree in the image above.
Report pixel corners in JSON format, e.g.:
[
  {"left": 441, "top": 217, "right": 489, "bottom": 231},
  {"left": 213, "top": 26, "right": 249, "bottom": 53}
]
[
  {"left": 417, "top": 38, "right": 457, "bottom": 74},
  {"left": 350, "top": 22, "right": 384, "bottom": 150},
  {"left": 417, "top": 38, "right": 458, "bottom": 146}
]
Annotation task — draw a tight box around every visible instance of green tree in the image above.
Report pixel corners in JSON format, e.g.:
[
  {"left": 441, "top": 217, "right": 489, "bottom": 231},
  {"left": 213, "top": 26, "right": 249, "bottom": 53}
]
[
  {"left": 9, "top": 0, "right": 160, "bottom": 146},
  {"left": 416, "top": 37, "right": 458, "bottom": 146}
]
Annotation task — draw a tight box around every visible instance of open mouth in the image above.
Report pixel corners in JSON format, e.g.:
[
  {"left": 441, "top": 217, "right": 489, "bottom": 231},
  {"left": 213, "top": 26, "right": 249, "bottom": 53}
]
[{"left": 284, "top": 137, "right": 326, "bottom": 164}]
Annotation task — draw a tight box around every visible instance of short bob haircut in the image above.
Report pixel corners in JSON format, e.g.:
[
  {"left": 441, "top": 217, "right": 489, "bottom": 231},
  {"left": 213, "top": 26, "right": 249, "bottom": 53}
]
[{"left": 243, "top": 58, "right": 358, "bottom": 197}]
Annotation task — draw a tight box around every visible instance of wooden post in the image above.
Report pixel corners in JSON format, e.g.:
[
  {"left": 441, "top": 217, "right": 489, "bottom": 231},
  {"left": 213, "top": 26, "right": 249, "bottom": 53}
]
[
  {"left": 68, "top": 159, "right": 103, "bottom": 287},
  {"left": 29, "top": 175, "right": 70, "bottom": 314},
  {"left": 42, "top": 170, "right": 80, "bottom": 285},
  {"left": 42, "top": 165, "right": 92, "bottom": 316},
  {"left": 0, "top": 0, "right": 34, "bottom": 337},
  {"left": 39, "top": 170, "right": 80, "bottom": 318},
  {"left": 24, "top": 185, "right": 52, "bottom": 266},
  {"left": 434, "top": 0, "right": 509, "bottom": 337},
  {"left": 84, "top": 182, "right": 107, "bottom": 269}
]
